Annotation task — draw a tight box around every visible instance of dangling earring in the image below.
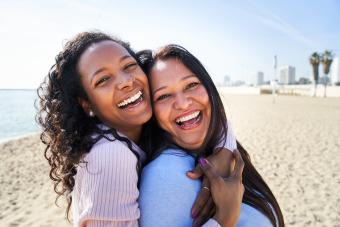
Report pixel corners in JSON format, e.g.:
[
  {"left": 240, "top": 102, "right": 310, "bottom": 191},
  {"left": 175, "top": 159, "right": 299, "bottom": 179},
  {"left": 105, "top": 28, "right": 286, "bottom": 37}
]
[{"left": 89, "top": 110, "right": 95, "bottom": 117}]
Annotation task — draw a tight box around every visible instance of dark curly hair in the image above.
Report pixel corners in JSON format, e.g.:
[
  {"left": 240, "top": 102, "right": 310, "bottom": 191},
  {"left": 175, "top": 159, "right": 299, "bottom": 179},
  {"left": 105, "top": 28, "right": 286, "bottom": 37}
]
[{"left": 36, "top": 31, "right": 143, "bottom": 220}]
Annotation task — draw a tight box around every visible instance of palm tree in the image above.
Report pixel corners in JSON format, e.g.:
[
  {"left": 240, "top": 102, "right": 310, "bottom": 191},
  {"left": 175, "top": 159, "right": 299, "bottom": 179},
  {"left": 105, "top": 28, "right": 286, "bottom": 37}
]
[
  {"left": 320, "top": 50, "right": 334, "bottom": 97},
  {"left": 309, "top": 52, "right": 320, "bottom": 97}
]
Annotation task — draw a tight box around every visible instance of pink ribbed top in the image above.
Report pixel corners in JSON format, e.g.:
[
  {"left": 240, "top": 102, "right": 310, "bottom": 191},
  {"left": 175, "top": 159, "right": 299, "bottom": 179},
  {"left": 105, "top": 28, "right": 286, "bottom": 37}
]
[{"left": 72, "top": 133, "right": 145, "bottom": 227}]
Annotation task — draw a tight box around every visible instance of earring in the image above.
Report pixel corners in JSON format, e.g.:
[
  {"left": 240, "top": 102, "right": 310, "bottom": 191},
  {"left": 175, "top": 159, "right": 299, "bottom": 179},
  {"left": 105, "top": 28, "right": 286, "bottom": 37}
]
[{"left": 89, "top": 110, "right": 95, "bottom": 117}]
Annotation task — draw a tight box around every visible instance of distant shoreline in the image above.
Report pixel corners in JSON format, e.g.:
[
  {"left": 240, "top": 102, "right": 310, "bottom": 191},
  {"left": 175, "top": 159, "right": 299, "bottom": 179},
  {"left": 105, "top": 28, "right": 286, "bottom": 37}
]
[{"left": 0, "top": 88, "right": 36, "bottom": 91}]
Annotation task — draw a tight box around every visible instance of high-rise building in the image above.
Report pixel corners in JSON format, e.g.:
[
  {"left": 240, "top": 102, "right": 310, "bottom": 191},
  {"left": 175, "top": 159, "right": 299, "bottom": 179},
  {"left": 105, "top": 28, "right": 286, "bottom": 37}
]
[
  {"left": 254, "top": 71, "right": 264, "bottom": 86},
  {"left": 279, "top": 65, "right": 296, "bottom": 84},
  {"left": 331, "top": 57, "right": 340, "bottom": 84}
]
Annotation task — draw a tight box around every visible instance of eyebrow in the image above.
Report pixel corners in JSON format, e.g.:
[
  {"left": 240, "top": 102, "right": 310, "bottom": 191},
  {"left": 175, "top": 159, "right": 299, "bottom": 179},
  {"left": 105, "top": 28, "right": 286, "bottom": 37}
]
[
  {"left": 153, "top": 74, "right": 196, "bottom": 94},
  {"left": 90, "top": 55, "right": 132, "bottom": 84}
]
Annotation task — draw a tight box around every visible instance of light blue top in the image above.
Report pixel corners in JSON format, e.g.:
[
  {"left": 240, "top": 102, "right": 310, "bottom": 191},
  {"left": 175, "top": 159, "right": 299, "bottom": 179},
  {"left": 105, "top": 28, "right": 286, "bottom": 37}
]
[{"left": 139, "top": 148, "right": 274, "bottom": 227}]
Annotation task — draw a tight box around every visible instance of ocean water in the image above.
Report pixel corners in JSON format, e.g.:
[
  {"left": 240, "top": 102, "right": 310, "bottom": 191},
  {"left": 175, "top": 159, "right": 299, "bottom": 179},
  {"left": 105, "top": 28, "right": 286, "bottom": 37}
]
[{"left": 0, "top": 89, "right": 39, "bottom": 142}]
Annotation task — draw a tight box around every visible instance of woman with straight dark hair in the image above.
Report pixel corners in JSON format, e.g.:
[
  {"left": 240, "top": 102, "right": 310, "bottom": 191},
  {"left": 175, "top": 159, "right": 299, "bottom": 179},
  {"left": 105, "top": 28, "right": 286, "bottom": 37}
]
[{"left": 138, "top": 44, "right": 284, "bottom": 227}]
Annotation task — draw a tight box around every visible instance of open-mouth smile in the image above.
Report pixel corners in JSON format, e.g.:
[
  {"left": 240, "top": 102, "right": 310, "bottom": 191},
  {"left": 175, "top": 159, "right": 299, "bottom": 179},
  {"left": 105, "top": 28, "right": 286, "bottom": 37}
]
[
  {"left": 117, "top": 90, "right": 144, "bottom": 109},
  {"left": 175, "top": 110, "right": 202, "bottom": 130}
]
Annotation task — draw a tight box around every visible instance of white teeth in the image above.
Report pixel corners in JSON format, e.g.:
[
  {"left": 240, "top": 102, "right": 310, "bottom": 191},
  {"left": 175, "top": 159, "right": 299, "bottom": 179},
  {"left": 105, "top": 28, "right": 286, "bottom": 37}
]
[
  {"left": 176, "top": 111, "right": 200, "bottom": 124},
  {"left": 117, "top": 91, "right": 142, "bottom": 107}
]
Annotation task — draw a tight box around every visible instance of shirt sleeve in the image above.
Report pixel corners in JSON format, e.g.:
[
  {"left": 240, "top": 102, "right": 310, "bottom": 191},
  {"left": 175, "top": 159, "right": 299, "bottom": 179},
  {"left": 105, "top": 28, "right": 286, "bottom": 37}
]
[
  {"left": 215, "top": 120, "right": 237, "bottom": 152},
  {"left": 74, "top": 141, "right": 140, "bottom": 227}
]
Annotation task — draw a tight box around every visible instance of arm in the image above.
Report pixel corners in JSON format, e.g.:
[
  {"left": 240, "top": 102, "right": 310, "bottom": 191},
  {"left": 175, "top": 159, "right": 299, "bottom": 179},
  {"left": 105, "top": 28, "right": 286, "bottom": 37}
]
[
  {"left": 199, "top": 150, "right": 245, "bottom": 227},
  {"left": 188, "top": 120, "right": 237, "bottom": 179},
  {"left": 73, "top": 141, "right": 140, "bottom": 227},
  {"left": 213, "top": 120, "right": 238, "bottom": 176},
  {"left": 188, "top": 121, "right": 237, "bottom": 225}
]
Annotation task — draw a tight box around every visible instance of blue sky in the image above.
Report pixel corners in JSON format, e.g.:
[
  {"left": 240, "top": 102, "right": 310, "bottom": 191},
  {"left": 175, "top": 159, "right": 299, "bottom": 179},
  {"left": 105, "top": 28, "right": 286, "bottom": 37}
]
[{"left": 0, "top": 0, "right": 339, "bottom": 88}]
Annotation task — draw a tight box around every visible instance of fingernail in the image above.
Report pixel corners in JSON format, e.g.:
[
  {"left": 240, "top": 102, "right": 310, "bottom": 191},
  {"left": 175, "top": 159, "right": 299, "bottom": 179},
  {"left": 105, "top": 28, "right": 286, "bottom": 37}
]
[
  {"left": 186, "top": 171, "right": 194, "bottom": 177},
  {"left": 199, "top": 158, "right": 207, "bottom": 168}
]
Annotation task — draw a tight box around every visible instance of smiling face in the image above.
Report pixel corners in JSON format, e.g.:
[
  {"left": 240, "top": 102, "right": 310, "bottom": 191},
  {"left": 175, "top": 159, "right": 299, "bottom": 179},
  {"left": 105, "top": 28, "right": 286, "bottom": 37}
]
[
  {"left": 77, "top": 40, "right": 152, "bottom": 141},
  {"left": 150, "top": 58, "right": 211, "bottom": 150}
]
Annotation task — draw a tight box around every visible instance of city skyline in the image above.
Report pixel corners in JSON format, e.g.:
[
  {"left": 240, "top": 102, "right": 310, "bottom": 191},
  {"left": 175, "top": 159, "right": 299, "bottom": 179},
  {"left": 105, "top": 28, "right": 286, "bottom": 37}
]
[
  {"left": 225, "top": 56, "right": 340, "bottom": 86},
  {"left": 0, "top": 0, "right": 339, "bottom": 88}
]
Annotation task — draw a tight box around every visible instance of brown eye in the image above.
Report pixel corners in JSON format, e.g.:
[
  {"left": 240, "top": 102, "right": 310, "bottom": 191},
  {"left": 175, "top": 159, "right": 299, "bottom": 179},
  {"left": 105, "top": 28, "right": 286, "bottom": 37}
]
[
  {"left": 185, "top": 82, "right": 200, "bottom": 90},
  {"left": 156, "top": 94, "right": 171, "bottom": 101},
  {"left": 124, "top": 62, "right": 138, "bottom": 71},
  {"left": 95, "top": 76, "right": 110, "bottom": 87}
]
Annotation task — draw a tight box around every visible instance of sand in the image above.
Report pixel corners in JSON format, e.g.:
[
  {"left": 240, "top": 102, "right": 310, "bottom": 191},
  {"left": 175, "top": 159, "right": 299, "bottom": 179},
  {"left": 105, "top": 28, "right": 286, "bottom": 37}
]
[
  {"left": 1, "top": 94, "right": 339, "bottom": 226},
  {"left": 0, "top": 135, "right": 69, "bottom": 227}
]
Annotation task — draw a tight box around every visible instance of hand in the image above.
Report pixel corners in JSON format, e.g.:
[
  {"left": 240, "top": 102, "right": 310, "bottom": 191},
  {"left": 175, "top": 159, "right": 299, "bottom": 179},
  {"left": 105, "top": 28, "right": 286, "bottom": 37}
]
[
  {"left": 199, "top": 149, "right": 244, "bottom": 227},
  {"left": 186, "top": 149, "right": 234, "bottom": 226}
]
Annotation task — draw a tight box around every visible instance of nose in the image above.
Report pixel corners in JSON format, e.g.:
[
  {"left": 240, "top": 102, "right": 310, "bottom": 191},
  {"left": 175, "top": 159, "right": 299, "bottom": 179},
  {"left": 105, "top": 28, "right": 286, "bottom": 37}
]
[
  {"left": 174, "top": 93, "right": 192, "bottom": 110},
  {"left": 117, "top": 73, "right": 135, "bottom": 90}
]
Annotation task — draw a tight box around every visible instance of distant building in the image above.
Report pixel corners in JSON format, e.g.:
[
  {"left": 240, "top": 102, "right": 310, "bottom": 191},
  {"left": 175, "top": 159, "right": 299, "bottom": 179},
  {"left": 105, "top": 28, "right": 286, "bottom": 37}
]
[
  {"left": 331, "top": 57, "right": 340, "bottom": 84},
  {"left": 298, "top": 77, "right": 312, "bottom": 84},
  {"left": 232, "top": 80, "right": 245, "bottom": 86},
  {"left": 223, "top": 75, "right": 231, "bottom": 86},
  {"left": 254, "top": 71, "right": 264, "bottom": 86},
  {"left": 279, "top": 65, "right": 295, "bottom": 84}
]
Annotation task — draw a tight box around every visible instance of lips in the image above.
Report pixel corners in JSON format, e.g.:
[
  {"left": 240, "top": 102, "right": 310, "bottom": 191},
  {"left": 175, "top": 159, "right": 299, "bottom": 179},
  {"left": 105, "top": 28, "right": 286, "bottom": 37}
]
[
  {"left": 174, "top": 110, "right": 202, "bottom": 130},
  {"left": 117, "top": 90, "right": 143, "bottom": 109}
]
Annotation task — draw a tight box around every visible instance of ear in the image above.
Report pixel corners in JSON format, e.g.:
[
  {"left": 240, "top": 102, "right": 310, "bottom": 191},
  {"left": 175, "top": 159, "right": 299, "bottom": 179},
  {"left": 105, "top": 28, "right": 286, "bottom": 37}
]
[{"left": 78, "top": 97, "right": 92, "bottom": 115}]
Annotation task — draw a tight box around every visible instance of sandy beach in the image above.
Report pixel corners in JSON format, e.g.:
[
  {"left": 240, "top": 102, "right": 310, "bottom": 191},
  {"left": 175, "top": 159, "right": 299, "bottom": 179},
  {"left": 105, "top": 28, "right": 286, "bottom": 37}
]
[{"left": 1, "top": 94, "right": 339, "bottom": 226}]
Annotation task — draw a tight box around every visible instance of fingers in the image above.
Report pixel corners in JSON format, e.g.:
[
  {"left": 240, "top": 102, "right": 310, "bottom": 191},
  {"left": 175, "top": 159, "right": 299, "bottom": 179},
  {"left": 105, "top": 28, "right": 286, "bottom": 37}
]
[
  {"left": 191, "top": 178, "right": 210, "bottom": 218},
  {"left": 193, "top": 197, "right": 215, "bottom": 227},
  {"left": 198, "top": 158, "right": 220, "bottom": 185},
  {"left": 186, "top": 164, "right": 203, "bottom": 180},
  {"left": 231, "top": 149, "right": 244, "bottom": 180}
]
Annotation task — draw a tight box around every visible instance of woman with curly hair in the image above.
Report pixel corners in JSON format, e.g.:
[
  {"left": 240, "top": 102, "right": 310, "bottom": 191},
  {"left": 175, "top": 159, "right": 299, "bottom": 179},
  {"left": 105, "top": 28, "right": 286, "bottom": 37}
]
[{"left": 37, "top": 31, "right": 243, "bottom": 227}]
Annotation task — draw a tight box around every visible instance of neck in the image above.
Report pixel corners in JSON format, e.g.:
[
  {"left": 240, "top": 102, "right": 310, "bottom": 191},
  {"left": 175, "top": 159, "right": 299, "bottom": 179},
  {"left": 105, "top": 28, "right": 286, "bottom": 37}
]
[{"left": 119, "top": 126, "right": 142, "bottom": 144}]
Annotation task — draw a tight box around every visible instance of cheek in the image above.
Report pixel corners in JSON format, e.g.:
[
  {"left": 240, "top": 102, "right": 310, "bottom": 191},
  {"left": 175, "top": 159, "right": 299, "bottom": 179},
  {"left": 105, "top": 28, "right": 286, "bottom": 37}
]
[
  {"left": 196, "top": 88, "right": 211, "bottom": 122},
  {"left": 195, "top": 87, "right": 210, "bottom": 107},
  {"left": 90, "top": 90, "right": 112, "bottom": 112},
  {"left": 153, "top": 103, "right": 171, "bottom": 129}
]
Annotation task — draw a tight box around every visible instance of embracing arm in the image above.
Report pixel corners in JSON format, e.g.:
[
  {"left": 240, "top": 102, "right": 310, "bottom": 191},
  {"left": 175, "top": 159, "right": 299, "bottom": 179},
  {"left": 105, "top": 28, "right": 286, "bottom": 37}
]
[
  {"left": 199, "top": 150, "right": 245, "bottom": 227},
  {"left": 188, "top": 120, "right": 237, "bottom": 179},
  {"left": 73, "top": 141, "right": 140, "bottom": 227},
  {"left": 187, "top": 121, "right": 238, "bottom": 225}
]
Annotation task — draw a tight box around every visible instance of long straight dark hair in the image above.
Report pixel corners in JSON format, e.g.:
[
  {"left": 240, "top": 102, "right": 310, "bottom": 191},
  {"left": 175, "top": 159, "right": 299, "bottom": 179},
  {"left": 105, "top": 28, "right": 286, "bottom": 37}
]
[{"left": 138, "top": 44, "right": 284, "bottom": 227}]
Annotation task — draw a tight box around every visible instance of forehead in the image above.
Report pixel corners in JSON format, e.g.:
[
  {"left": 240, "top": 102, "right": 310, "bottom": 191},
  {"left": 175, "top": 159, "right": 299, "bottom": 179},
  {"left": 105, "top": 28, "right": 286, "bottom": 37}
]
[
  {"left": 83, "top": 40, "right": 129, "bottom": 59},
  {"left": 150, "top": 58, "right": 194, "bottom": 81},
  {"left": 77, "top": 40, "right": 131, "bottom": 75}
]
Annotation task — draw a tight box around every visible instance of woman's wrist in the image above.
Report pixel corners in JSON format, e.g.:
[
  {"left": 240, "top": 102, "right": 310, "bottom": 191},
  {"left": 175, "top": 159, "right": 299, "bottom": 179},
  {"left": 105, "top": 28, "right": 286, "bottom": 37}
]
[{"left": 213, "top": 148, "right": 234, "bottom": 178}]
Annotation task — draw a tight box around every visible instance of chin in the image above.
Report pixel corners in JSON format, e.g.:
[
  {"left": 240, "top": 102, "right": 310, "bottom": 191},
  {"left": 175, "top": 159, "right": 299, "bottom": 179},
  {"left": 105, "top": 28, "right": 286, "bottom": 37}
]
[
  {"left": 136, "top": 111, "right": 152, "bottom": 124},
  {"left": 176, "top": 138, "right": 204, "bottom": 150}
]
